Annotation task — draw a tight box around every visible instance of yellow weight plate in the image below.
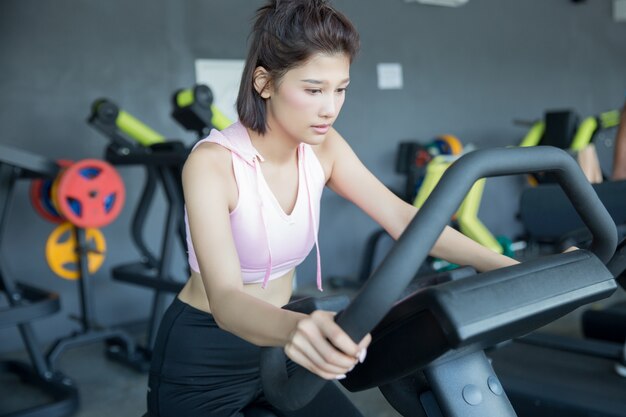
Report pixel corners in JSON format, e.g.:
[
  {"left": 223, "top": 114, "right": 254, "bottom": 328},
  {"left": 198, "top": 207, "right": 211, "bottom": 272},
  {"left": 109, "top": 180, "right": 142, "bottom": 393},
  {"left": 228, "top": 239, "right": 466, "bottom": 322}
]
[
  {"left": 438, "top": 134, "right": 464, "bottom": 155},
  {"left": 45, "top": 222, "right": 106, "bottom": 280}
]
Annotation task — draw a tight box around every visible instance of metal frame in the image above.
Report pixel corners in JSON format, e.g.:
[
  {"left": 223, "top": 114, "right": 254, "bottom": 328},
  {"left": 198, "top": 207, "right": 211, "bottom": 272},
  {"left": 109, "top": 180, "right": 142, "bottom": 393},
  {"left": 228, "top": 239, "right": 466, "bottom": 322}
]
[{"left": 0, "top": 147, "right": 78, "bottom": 417}]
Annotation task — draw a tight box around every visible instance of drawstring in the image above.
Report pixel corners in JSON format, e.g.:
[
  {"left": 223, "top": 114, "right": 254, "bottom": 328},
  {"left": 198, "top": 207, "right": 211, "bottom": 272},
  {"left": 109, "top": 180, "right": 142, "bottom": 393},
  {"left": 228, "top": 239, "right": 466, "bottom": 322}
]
[
  {"left": 254, "top": 146, "right": 322, "bottom": 292},
  {"left": 253, "top": 155, "right": 274, "bottom": 289},
  {"left": 300, "top": 145, "right": 323, "bottom": 292}
]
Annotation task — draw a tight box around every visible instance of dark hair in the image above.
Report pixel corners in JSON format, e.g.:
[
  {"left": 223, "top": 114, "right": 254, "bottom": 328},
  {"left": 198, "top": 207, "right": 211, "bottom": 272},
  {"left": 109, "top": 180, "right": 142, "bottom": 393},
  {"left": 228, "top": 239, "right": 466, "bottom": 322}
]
[{"left": 236, "top": 0, "right": 360, "bottom": 135}]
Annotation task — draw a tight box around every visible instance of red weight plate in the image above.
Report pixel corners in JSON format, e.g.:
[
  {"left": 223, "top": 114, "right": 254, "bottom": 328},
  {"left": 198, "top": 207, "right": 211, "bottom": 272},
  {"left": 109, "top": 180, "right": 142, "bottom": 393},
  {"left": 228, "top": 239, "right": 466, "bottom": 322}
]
[
  {"left": 30, "top": 179, "right": 62, "bottom": 223},
  {"left": 29, "top": 159, "right": 74, "bottom": 223},
  {"left": 56, "top": 159, "right": 125, "bottom": 228}
]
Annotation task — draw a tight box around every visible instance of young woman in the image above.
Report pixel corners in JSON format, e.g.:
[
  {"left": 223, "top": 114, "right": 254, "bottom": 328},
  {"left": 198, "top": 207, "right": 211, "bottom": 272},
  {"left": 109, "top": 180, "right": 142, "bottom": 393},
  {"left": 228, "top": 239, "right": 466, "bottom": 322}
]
[{"left": 147, "top": 1, "right": 517, "bottom": 416}]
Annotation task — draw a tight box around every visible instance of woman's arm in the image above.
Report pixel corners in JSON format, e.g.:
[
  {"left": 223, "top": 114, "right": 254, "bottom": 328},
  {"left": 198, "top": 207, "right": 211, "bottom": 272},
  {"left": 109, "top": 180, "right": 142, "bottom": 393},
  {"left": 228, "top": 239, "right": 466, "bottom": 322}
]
[
  {"left": 430, "top": 227, "right": 518, "bottom": 271},
  {"left": 322, "top": 129, "right": 517, "bottom": 272},
  {"left": 183, "top": 143, "right": 367, "bottom": 379},
  {"left": 183, "top": 143, "right": 301, "bottom": 346}
]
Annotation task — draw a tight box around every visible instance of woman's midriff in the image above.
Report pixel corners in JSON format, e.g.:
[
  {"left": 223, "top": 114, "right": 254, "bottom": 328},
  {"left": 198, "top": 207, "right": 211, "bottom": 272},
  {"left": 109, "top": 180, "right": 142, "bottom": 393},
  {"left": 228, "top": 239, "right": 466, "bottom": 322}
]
[{"left": 177, "top": 269, "right": 296, "bottom": 314}]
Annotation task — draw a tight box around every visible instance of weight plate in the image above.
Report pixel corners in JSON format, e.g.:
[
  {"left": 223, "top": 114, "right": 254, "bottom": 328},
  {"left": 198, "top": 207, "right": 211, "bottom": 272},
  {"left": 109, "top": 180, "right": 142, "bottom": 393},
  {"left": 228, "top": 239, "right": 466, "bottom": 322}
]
[
  {"left": 45, "top": 222, "right": 106, "bottom": 280},
  {"left": 29, "top": 160, "right": 73, "bottom": 223},
  {"left": 56, "top": 159, "right": 125, "bottom": 228}
]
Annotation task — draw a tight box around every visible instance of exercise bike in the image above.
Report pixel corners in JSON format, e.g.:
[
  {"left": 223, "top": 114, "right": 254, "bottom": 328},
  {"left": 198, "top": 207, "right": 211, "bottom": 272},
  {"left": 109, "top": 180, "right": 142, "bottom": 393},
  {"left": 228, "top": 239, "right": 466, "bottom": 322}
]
[{"left": 260, "top": 146, "right": 619, "bottom": 417}]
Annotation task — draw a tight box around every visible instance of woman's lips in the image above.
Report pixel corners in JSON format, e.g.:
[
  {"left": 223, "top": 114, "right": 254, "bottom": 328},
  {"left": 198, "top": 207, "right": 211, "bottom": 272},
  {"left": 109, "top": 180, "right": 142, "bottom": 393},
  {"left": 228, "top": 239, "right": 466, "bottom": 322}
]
[{"left": 311, "top": 124, "right": 330, "bottom": 134}]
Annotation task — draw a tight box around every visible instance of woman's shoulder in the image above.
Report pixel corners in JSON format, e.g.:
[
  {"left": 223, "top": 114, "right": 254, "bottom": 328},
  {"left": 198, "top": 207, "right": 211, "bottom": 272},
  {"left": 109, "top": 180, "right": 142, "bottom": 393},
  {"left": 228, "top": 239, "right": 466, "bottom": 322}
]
[
  {"left": 183, "top": 141, "right": 234, "bottom": 183},
  {"left": 188, "top": 141, "right": 232, "bottom": 166},
  {"left": 182, "top": 141, "right": 238, "bottom": 209}
]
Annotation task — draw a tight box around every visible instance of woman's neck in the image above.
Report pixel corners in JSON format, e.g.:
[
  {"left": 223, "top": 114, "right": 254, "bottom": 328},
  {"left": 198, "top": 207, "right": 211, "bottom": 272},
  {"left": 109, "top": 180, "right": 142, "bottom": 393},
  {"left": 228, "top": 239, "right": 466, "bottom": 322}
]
[{"left": 247, "top": 123, "right": 299, "bottom": 165}]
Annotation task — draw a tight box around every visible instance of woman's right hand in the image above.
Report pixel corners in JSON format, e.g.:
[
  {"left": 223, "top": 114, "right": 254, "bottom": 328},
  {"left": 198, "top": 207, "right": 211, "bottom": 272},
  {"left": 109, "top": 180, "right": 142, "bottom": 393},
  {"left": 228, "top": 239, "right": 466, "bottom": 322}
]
[{"left": 284, "top": 310, "right": 371, "bottom": 380}]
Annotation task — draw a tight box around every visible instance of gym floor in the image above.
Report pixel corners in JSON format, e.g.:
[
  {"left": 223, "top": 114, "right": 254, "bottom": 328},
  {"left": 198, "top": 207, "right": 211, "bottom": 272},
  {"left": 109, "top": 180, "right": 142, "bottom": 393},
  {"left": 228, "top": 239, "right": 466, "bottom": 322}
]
[{"left": 2, "top": 285, "right": 624, "bottom": 417}]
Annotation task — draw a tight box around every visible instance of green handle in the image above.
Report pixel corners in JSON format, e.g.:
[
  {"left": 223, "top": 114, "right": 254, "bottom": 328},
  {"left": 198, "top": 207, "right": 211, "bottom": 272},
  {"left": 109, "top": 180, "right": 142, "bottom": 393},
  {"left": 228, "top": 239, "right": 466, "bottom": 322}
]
[{"left": 116, "top": 111, "right": 165, "bottom": 146}]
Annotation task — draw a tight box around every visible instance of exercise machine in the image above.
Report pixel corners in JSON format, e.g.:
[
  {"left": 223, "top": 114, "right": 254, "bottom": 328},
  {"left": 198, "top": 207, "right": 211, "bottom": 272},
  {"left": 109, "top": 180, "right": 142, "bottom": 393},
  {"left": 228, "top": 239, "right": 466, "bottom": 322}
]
[
  {"left": 171, "top": 84, "right": 232, "bottom": 138},
  {"left": 260, "top": 146, "right": 619, "bottom": 417},
  {"left": 0, "top": 145, "right": 79, "bottom": 417},
  {"left": 88, "top": 99, "right": 190, "bottom": 371}
]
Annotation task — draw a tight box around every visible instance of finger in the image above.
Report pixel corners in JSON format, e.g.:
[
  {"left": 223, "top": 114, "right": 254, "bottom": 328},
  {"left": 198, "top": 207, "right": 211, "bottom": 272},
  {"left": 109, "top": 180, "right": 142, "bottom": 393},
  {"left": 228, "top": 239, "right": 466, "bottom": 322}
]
[
  {"left": 290, "top": 332, "right": 354, "bottom": 375},
  {"left": 356, "top": 333, "right": 372, "bottom": 362},
  {"left": 312, "top": 311, "right": 361, "bottom": 358},
  {"left": 296, "top": 318, "right": 358, "bottom": 369},
  {"left": 358, "top": 333, "right": 372, "bottom": 350},
  {"left": 284, "top": 343, "right": 346, "bottom": 380}
]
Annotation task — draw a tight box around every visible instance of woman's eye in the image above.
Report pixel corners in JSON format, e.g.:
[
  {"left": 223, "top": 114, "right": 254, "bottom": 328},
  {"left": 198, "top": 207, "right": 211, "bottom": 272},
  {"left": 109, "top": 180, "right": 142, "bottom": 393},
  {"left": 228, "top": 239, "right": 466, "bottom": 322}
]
[
  {"left": 306, "top": 89, "right": 322, "bottom": 94},
  {"left": 336, "top": 88, "right": 347, "bottom": 94}
]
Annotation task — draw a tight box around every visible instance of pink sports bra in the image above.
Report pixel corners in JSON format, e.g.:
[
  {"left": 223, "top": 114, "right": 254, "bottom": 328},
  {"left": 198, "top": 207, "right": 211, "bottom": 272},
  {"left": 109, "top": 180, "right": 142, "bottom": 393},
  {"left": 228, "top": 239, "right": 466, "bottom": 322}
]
[{"left": 184, "top": 121, "right": 326, "bottom": 290}]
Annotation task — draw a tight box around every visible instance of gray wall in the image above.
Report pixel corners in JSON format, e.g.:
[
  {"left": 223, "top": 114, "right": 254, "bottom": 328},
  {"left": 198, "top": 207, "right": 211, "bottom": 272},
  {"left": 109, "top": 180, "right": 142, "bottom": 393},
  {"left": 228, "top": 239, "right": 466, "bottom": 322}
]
[{"left": 1, "top": 0, "right": 625, "bottom": 354}]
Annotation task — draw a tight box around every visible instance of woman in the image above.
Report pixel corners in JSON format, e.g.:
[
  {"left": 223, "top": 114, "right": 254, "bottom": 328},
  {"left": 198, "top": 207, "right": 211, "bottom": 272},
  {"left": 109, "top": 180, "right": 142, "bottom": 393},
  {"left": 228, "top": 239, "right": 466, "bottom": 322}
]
[{"left": 147, "top": 1, "right": 517, "bottom": 416}]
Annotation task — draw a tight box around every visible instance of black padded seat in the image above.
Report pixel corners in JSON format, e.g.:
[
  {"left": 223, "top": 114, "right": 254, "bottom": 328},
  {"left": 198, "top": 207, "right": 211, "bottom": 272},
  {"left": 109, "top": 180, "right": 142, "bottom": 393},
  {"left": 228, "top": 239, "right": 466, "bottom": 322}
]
[
  {"left": 104, "top": 141, "right": 188, "bottom": 167},
  {"left": 112, "top": 262, "right": 184, "bottom": 293},
  {"left": 0, "top": 283, "right": 60, "bottom": 327}
]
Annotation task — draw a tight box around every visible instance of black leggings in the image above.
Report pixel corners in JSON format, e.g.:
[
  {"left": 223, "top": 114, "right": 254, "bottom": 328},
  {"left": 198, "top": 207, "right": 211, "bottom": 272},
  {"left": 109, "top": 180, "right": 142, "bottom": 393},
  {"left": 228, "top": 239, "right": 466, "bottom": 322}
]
[{"left": 147, "top": 297, "right": 364, "bottom": 417}]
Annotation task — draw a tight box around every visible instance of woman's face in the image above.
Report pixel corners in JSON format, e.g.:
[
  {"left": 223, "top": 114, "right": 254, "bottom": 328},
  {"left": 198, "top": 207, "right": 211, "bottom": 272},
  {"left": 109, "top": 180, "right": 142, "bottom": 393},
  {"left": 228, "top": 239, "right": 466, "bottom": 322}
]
[{"left": 263, "top": 52, "right": 351, "bottom": 145}]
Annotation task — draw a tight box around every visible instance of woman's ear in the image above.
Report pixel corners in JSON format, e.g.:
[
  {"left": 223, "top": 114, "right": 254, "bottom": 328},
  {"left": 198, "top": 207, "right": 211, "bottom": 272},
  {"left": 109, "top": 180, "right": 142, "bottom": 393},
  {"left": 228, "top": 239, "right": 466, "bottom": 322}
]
[{"left": 253, "top": 67, "right": 272, "bottom": 99}]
